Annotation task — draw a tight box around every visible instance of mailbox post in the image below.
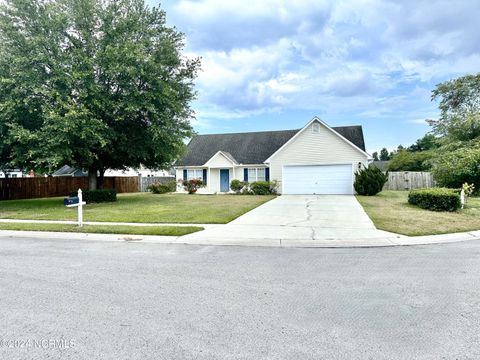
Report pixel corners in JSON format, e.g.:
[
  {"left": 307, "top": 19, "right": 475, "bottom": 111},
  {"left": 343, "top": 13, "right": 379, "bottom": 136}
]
[
  {"left": 65, "top": 189, "right": 86, "bottom": 227},
  {"left": 77, "top": 189, "right": 83, "bottom": 226}
]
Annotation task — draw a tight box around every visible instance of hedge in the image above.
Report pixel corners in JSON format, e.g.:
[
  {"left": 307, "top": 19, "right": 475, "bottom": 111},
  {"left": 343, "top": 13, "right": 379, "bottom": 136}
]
[
  {"left": 69, "top": 189, "right": 117, "bottom": 203},
  {"left": 408, "top": 188, "right": 461, "bottom": 212}
]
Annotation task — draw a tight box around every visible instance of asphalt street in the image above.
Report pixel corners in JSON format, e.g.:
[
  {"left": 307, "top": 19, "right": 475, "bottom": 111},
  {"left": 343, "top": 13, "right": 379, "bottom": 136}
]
[{"left": 1, "top": 236, "right": 479, "bottom": 359}]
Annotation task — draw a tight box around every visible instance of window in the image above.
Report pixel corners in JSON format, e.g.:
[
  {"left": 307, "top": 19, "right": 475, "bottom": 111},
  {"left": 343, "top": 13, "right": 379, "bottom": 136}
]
[
  {"left": 248, "top": 168, "right": 266, "bottom": 181},
  {"left": 187, "top": 169, "right": 203, "bottom": 180}
]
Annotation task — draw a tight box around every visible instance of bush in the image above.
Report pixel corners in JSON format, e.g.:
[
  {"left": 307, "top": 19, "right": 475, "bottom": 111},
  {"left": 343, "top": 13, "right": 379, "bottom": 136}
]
[
  {"left": 69, "top": 188, "right": 117, "bottom": 203},
  {"left": 147, "top": 180, "right": 176, "bottom": 194},
  {"left": 431, "top": 145, "right": 480, "bottom": 190},
  {"left": 182, "top": 179, "right": 204, "bottom": 194},
  {"left": 354, "top": 164, "right": 388, "bottom": 195},
  {"left": 408, "top": 188, "right": 461, "bottom": 212},
  {"left": 230, "top": 179, "right": 247, "bottom": 194},
  {"left": 387, "top": 150, "right": 433, "bottom": 171},
  {"left": 249, "top": 181, "right": 278, "bottom": 195}
]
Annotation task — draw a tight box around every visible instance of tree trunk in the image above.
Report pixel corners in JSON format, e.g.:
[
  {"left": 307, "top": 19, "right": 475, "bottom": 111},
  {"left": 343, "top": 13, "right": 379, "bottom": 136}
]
[
  {"left": 88, "top": 168, "right": 98, "bottom": 190},
  {"left": 98, "top": 168, "right": 105, "bottom": 189}
]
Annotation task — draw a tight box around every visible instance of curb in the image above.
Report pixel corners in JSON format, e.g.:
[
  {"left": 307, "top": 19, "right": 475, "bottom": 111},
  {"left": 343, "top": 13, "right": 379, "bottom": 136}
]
[{"left": 0, "top": 229, "right": 479, "bottom": 248}]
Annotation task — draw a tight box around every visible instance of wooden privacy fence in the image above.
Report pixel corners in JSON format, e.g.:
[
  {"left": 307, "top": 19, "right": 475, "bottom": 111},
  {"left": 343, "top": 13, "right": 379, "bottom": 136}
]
[
  {"left": 0, "top": 176, "right": 139, "bottom": 201},
  {"left": 384, "top": 171, "right": 435, "bottom": 191}
]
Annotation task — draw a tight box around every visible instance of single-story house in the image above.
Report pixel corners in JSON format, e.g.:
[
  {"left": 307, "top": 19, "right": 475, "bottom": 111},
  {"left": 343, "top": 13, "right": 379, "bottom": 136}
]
[
  {"left": 174, "top": 117, "right": 372, "bottom": 195},
  {"left": 0, "top": 169, "right": 24, "bottom": 178}
]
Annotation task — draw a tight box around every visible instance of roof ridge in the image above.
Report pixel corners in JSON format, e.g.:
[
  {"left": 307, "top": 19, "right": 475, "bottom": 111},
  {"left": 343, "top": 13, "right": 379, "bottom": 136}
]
[
  {"left": 194, "top": 128, "right": 300, "bottom": 137},
  {"left": 194, "top": 125, "right": 363, "bottom": 137}
]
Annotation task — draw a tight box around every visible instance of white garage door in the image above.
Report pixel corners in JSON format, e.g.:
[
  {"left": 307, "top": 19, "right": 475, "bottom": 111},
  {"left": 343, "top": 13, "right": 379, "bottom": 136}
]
[{"left": 283, "top": 164, "right": 353, "bottom": 195}]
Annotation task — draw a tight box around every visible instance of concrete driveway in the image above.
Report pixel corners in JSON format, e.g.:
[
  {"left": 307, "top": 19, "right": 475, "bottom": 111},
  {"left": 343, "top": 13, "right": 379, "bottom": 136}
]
[{"left": 182, "top": 195, "right": 399, "bottom": 245}]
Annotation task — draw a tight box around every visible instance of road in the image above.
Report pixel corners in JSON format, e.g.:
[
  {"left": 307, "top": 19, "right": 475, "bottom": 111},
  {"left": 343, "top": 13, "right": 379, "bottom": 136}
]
[{"left": 0, "top": 236, "right": 479, "bottom": 359}]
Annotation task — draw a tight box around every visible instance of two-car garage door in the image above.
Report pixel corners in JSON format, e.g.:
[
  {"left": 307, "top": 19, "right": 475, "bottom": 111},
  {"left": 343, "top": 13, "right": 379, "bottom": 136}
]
[{"left": 282, "top": 164, "right": 353, "bottom": 195}]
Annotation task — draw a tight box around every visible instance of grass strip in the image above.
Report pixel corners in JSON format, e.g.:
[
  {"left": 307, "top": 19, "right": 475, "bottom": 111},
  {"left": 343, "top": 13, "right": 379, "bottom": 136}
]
[{"left": 0, "top": 222, "right": 203, "bottom": 236}]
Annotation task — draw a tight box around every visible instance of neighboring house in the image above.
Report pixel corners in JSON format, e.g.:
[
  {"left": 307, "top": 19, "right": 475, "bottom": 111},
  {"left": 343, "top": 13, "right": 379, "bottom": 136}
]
[
  {"left": 372, "top": 160, "right": 389, "bottom": 172},
  {"left": 52, "top": 165, "right": 88, "bottom": 177},
  {"left": 52, "top": 165, "right": 173, "bottom": 178},
  {"left": 0, "top": 169, "right": 24, "bottom": 178},
  {"left": 174, "top": 117, "right": 371, "bottom": 195}
]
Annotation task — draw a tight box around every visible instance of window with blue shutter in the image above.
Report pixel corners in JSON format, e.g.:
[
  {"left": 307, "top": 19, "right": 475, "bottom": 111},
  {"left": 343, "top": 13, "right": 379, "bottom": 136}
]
[
  {"left": 244, "top": 168, "right": 248, "bottom": 182},
  {"left": 203, "top": 169, "right": 207, "bottom": 185},
  {"left": 265, "top": 168, "right": 270, "bottom": 181},
  {"left": 183, "top": 169, "right": 187, "bottom": 180}
]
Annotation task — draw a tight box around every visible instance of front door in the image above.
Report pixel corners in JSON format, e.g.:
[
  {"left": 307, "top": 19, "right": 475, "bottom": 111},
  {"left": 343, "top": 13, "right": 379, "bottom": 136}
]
[{"left": 220, "top": 169, "right": 230, "bottom": 192}]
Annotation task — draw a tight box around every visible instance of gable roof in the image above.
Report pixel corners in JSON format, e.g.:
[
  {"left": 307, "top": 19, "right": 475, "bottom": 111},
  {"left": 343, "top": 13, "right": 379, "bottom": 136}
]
[{"left": 175, "top": 123, "right": 366, "bottom": 167}]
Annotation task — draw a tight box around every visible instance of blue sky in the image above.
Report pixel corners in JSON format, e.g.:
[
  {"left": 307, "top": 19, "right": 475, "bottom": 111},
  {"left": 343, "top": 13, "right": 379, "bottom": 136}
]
[{"left": 147, "top": 0, "right": 479, "bottom": 153}]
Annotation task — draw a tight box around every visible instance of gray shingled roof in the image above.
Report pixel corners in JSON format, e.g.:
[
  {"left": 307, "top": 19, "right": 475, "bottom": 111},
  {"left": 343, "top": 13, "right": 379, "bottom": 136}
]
[{"left": 176, "top": 125, "right": 366, "bottom": 166}]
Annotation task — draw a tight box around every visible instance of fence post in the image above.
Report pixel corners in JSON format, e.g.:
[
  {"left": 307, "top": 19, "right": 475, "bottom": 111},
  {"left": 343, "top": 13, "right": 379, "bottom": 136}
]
[{"left": 138, "top": 174, "right": 143, "bottom": 192}]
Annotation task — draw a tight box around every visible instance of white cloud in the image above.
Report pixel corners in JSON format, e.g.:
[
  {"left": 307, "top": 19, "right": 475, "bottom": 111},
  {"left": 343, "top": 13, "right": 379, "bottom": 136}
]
[{"left": 159, "top": 0, "right": 480, "bottom": 123}]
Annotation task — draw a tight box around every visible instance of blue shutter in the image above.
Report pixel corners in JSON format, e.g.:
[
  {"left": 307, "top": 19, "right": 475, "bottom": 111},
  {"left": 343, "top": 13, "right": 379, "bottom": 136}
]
[
  {"left": 183, "top": 169, "right": 187, "bottom": 180},
  {"left": 265, "top": 168, "right": 270, "bottom": 182},
  {"left": 244, "top": 168, "right": 248, "bottom": 182},
  {"left": 203, "top": 169, "right": 207, "bottom": 185}
]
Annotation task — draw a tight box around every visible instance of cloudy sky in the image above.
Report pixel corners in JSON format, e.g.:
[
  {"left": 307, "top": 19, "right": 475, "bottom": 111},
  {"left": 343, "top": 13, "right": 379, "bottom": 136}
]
[{"left": 148, "top": 0, "right": 479, "bottom": 153}]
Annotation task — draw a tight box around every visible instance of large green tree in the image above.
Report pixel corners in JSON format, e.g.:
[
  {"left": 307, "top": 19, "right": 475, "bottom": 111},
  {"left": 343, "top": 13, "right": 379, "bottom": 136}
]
[
  {"left": 428, "top": 73, "right": 480, "bottom": 188},
  {"left": 0, "top": 0, "right": 199, "bottom": 189},
  {"left": 428, "top": 73, "right": 480, "bottom": 141}
]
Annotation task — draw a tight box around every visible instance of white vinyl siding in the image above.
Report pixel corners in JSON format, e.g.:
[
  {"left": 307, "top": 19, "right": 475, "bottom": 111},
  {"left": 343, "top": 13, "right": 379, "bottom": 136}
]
[
  {"left": 248, "top": 168, "right": 265, "bottom": 182},
  {"left": 269, "top": 120, "right": 368, "bottom": 193}
]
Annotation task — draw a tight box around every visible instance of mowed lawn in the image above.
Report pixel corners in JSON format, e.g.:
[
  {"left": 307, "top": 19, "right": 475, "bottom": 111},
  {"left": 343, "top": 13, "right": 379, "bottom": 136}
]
[
  {"left": 0, "top": 193, "right": 275, "bottom": 224},
  {"left": 357, "top": 190, "right": 480, "bottom": 236}
]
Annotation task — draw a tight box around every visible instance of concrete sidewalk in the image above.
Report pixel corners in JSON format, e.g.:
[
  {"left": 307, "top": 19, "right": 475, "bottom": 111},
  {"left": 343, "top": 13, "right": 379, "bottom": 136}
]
[{"left": 0, "top": 229, "right": 479, "bottom": 248}]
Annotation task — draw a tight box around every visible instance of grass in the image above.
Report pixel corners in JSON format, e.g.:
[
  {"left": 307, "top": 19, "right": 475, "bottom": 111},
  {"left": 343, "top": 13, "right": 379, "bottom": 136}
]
[
  {"left": 0, "top": 222, "right": 203, "bottom": 236},
  {"left": 0, "top": 193, "right": 275, "bottom": 224},
  {"left": 356, "top": 190, "right": 480, "bottom": 236}
]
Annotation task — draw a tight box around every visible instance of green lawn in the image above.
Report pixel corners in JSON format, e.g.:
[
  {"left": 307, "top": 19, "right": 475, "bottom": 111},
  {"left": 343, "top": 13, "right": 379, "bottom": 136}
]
[
  {"left": 0, "top": 223, "right": 202, "bottom": 236},
  {"left": 356, "top": 190, "right": 480, "bottom": 236},
  {"left": 0, "top": 193, "right": 275, "bottom": 224}
]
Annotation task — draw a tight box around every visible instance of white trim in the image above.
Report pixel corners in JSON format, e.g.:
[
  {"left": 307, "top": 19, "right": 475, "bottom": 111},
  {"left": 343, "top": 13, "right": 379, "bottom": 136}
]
[
  {"left": 203, "top": 151, "right": 237, "bottom": 167},
  {"left": 281, "top": 162, "right": 357, "bottom": 195},
  {"left": 265, "top": 117, "right": 371, "bottom": 163}
]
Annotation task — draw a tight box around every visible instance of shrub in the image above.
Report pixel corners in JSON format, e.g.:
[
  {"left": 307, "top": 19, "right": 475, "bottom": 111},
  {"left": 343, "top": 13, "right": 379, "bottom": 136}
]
[
  {"left": 354, "top": 164, "right": 388, "bottom": 196},
  {"left": 408, "top": 188, "right": 461, "bottom": 212},
  {"left": 69, "top": 189, "right": 117, "bottom": 203},
  {"left": 230, "top": 179, "right": 247, "bottom": 194},
  {"left": 387, "top": 150, "right": 433, "bottom": 171},
  {"left": 431, "top": 145, "right": 480, "bottom": 190},
  {"left": 249, "top": 181, "right": 270, "bottom": 195},
  {"left": 147, "top": 180, "right": 176, "bottom": 194},
  {"left": 182, "top": 179, "right": 204, "bottom": 194}
]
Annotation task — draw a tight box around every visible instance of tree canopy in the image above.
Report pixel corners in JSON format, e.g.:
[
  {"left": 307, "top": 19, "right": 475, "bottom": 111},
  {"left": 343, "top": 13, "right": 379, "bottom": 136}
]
[
  {"left": 428, "top": 73, "right": 480, "bottom": 188},
  {"left": 0, "top": 0, "right": 200, "bottom": 188},
  {"left": 428, "top": 73, "right": 480, "bottom": 141}
]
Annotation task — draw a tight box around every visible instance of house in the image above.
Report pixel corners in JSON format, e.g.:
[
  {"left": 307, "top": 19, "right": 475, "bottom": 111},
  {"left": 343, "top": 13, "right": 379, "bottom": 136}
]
[
  {"left": 52, "top": 165, "right": 88, "bottom": 177},
  {"left": 0, "top": 169, "right": 24, "bottom": 178},
  {"left": 52, "top": 165, "right": 173, "bottom": 178},
  {"left": 174, "top": 117, "right": 371, "bottom": 195},
  {"left": 372, "top": 160, "right": 389, "bottom": 172}
]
